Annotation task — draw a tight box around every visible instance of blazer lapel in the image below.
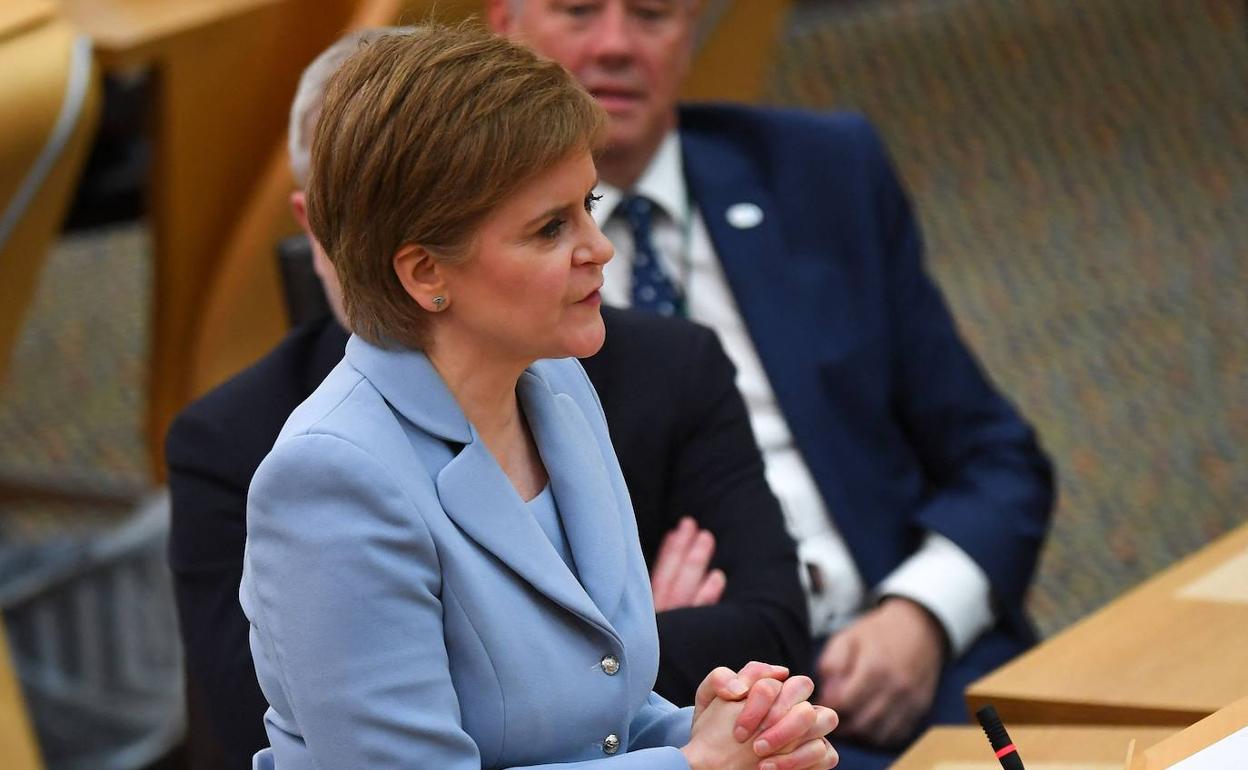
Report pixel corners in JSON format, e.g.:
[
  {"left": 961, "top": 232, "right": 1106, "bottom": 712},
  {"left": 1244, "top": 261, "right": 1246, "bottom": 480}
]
[
  {"left": 518, "top": 370, "right": 627, "bottom": 624},
  {"left": 345, "top": 336, "right": 618, "bottom": 640},
  {"left": 435, "top": 439, "right": 616, "bottom": 640},
  {"left": 680, "top": 126, "right": 793, "bottom": 369},
  {"left": 680, "top": 119, "right": 852, "bottom": 441}
]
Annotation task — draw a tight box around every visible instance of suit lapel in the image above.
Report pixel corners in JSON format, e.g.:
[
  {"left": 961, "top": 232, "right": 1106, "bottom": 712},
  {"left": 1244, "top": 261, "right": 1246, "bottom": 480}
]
[
  {"left": 435, "top": 437, "right": 616, "bottom": 640},
  {"left": 345, "top": 336, "right": 619, "bottom": 640},
  {"left": 518, "top": 370, "right": 627, "bottom": 624},
  {"left": 681, "top": 122, "right": 803, "bottom": 355}
]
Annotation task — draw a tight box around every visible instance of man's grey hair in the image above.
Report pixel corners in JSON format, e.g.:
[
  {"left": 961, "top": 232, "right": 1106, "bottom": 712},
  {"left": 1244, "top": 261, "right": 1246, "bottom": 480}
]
[{"left": 288, "top": 27, "right": 413, "bottom": 187}]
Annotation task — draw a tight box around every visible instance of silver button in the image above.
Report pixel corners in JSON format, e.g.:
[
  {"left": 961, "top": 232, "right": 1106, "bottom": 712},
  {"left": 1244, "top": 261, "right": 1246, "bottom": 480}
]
[
  {"left": 603, "top": 734, "right": 620, "bottom": 755},
  {"left": 600, "top": 655, "right": 620, "bottom": 675}
]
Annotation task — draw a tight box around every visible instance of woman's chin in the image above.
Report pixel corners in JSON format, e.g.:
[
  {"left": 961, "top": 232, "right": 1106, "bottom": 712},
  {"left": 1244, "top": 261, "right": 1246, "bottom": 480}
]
[{"left": 560, "top": 317, "right": 607, "bottom": 360}]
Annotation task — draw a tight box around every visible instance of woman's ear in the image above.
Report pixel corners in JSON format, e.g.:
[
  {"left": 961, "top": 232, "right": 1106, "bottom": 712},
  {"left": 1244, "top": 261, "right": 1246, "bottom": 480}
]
[{"left": 393, "top": 244, "right": 450, "bottom": 313}]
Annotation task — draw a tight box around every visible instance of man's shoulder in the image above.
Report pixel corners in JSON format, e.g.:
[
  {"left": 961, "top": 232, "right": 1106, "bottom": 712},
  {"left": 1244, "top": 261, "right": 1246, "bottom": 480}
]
[
  {"left": 601, "top": 305, "right": 716, "bottom": 346},
  {"left": 593, "top": 307, "right": 718, "bottom": 372},
  {"left": 584, "top": 309, "right": 730, "bottom": 414},
  {"left": 679, "top": 103, "right": 882, "bottom": 154},
  {"left": 166, "top": 318, "right": 348, "bottom": 465}
]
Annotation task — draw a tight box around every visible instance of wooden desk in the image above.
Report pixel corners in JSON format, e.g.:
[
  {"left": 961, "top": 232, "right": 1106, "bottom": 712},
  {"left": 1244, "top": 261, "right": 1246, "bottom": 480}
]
[
  {"left": 1129, "top": 694, "right": 1248, "bottom": 770},
  {"left": 59, "top": 0, "right": 366, "bottom": 475},
  {"left": 968, "top": 523, "right": 1248, "bottom": 726},
  {"left": 0, "top": 623, "right": 42, "bottom": 769},
  {"left": 892, "top": 726, "right": 1177, "bottom": 770}
]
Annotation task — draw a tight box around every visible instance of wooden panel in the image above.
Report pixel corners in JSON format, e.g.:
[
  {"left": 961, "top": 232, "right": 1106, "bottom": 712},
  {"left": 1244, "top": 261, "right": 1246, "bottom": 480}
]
[
  {"left": 967, "top": 523, "right": 1248, "bottom": 726},
  {"left": 63, "top": 0, "right": 371, "bottom": 473},
  {"left": 0, "top": 0, "right": 54, "bottom": 38},
  {"left": 58, "top": 0, "right": 280, "bottom": 69},
  {"left": 893, "top": 725, "right": 1177, "bottom": 770},
  {"left": 188, "top": 0, "right": 476, "bottom": 399},
  {"left": 1130, "top": 695, "right": 1248, "bottom": 770},
  {"left": 682, "top": 0, "right": 793, "bottom": 102},
  {"left": 0, "top": 623, "right": 43, "bottom": 770},
  {"left": 186, "top": 145, "right": 296, "bottom": 398}
]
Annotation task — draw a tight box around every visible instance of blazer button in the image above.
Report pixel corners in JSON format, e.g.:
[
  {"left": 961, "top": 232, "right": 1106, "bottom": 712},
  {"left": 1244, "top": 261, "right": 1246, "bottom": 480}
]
[
  {"left": 602, "top": 734, "right": 621, "bottom": 755},
  {"left": 600, "top": 654, "right": 620, "bottom": 675}
]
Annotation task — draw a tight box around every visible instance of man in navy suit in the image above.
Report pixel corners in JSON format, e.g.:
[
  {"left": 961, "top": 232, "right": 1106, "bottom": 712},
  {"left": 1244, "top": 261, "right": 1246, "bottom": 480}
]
[
  {"left": 168, "top": 28, "right": 810, "bottom": 770},
  {"left": 488, "top": 1, "right": 1054, "bottom": 765}
]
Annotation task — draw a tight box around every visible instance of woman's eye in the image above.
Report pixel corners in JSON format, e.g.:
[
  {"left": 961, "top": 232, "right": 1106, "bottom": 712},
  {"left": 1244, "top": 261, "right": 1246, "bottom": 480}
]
[
  {"left": 539, "top": 218, "right": 567, "bottom": 239},
  {"left": 584, "top": 192, "right": 603, "bottom": 214}
]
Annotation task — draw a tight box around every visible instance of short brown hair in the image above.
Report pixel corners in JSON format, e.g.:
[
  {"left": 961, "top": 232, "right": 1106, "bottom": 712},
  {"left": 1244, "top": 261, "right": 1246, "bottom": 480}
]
[{"left": 306, "top": 23, "right": 606, "bottom": 349}]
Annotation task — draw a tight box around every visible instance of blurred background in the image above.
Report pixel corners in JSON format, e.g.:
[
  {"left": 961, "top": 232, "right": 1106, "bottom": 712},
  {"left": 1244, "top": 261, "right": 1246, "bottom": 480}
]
[{"left": 0, "top": 0, "right": 1244, "bottom": 767}]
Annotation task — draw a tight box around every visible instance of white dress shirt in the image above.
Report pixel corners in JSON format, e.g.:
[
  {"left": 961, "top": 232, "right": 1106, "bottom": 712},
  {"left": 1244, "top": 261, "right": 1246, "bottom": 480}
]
[{"left": 592, "top": 132, "right": 995, "bottom": 654}]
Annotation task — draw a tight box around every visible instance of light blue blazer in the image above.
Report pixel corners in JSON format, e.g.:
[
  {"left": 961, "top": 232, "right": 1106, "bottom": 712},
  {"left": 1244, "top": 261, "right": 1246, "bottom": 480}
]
[{"left": 240, "top": 335, "right": 693, "bottom": 769}]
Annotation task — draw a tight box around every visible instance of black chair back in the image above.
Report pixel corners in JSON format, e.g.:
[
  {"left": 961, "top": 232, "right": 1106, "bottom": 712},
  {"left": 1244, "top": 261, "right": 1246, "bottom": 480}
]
[{"left": 275, "top": 235, "right": 331, "bottom": 327}]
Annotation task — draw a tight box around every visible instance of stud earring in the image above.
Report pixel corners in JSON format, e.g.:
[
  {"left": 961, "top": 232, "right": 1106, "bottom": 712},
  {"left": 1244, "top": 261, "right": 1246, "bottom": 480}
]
[{"left": 432, "top": 295, "right": 446, "bottom": 311}]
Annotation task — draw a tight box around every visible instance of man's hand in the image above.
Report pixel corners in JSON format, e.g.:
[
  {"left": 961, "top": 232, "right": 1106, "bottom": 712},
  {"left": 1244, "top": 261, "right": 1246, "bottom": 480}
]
[
  {"left": 815, "top": 597, "right": 945, "bottom": 747},
  {"left": 651, "top": 517, "right": 726, "bottom": 611}
]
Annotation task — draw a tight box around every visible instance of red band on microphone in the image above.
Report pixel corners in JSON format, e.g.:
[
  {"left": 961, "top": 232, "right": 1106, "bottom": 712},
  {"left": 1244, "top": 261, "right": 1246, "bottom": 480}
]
[{"left": 995, "top": 744, "right": 1017, "bottom": 759}]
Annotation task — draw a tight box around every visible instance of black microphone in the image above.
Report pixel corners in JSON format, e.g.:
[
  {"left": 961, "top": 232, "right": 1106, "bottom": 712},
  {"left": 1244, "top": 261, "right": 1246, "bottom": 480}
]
[{"left": 976, "top": 704, "right": 1026, "bottom": 770}]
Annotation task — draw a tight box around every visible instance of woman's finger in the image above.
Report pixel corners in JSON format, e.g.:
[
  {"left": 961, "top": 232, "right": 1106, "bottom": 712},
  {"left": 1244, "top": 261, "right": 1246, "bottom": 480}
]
[
  {"left": 758, "top": 734, "right": 839, "bottom": 770},
  {"left": 758, "top": 676, "right": 816, "bottom": 735},
  {"left": 707, "top": 659, "right": 792, "bottom": 717},
  {"left": 753, "top": 700, "right": 816, "bottom": 757},
  {"left": 731, "top": 677, "right": 783, "bottom": 741},
  {"left": 695, "top": 666, "right": 744, "bottom": 714}
]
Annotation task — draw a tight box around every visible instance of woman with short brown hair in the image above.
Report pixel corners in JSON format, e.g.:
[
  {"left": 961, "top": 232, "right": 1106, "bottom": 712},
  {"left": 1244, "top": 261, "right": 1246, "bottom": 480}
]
[{"left": 241, "top": 23, "right": 837, "bottom": 770}]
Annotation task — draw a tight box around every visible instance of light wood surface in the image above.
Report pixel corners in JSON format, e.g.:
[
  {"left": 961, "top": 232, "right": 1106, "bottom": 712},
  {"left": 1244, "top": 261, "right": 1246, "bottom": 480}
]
[
  {"left": 0, "top": 0, "right": 54, "bottom": 36},
  {"left": 1128, "top": 694, "right": 1248, "bottom": 770},
  {"left": 891, "top": 725, "right": 1177, "bottom": 770},
  {"left": 967, "top": 523, "right": 1248, "bottom": 726},
  {"left": 681, "top": 0, "right": 793, "bottom": 103},
  {"left": 188, "top": 0, "right": 410, "bottom": 398},
  {"left": 58, "top": 0, "right": 279, "bottom": 69},
  {"left": 0, "top": 623, "right": 43, "bottom": 769},
  {"left": 60, "top": 0, "right": 377, "bottom": 474},
  {"left": 186, "top": 0, "right": 484, "bottom": 401}
]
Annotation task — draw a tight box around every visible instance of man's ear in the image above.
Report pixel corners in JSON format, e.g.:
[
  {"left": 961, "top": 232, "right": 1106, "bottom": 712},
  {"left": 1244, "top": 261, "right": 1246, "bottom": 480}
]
[
  {"left": 290, "top": 191, "right": 312, "bottom": 235},
  {"left": 393, "top": 243, "right": 449, "bottom": 313},
  {"left": 484, "top": 0, "right": 515, "bottom": 34}
]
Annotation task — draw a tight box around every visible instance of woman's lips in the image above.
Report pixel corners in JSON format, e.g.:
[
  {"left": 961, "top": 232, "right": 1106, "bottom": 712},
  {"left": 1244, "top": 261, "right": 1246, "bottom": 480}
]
[{"left": 577, "top": 289, "right": 602, "bottom": 307}]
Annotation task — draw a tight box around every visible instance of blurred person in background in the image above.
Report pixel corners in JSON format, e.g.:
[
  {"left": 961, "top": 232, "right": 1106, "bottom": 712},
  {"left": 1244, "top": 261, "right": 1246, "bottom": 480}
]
[
  {"left": 486, "top": 1, "right": 1054, "bottom": 766},
  {"left": 168, "top": 23, "right": 811, "bottom": 769}
]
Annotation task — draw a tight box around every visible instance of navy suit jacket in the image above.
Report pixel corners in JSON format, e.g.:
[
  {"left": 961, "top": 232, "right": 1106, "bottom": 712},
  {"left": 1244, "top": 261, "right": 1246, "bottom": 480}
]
[{"left": 677, "top": 104, "right": 1053, "bottom": 644}]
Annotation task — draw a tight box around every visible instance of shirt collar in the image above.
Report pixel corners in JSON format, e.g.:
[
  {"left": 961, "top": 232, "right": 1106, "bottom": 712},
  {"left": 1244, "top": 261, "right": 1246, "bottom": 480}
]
[{"left": 592, "top": 130, "right": 689, "bottom": 227}]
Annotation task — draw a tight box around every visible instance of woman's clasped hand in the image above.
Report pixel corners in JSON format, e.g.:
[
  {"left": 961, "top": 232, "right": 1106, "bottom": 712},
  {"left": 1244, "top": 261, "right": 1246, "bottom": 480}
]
[{"left": 684, "top": 662, "right": 839, "bottom": 770}]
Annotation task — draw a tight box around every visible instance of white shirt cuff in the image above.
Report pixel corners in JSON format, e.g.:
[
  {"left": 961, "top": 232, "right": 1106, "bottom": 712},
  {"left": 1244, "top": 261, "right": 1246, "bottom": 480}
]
[{"left": 874, "top": 532, "right": 995, "bottom": 657}]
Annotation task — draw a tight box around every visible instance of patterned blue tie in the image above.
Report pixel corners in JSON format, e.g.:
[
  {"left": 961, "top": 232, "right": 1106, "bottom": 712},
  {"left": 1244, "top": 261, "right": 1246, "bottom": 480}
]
[{"left": 619, "top": 195, "right": 683, "bottom": 316}]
